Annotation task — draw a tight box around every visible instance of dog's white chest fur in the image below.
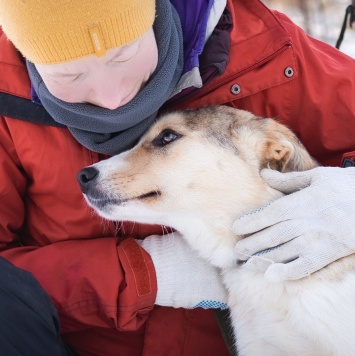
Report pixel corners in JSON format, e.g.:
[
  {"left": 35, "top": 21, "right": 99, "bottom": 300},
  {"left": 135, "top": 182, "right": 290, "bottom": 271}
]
[{"left": 223, "top": 264, "right": 355, "bottom": 355}]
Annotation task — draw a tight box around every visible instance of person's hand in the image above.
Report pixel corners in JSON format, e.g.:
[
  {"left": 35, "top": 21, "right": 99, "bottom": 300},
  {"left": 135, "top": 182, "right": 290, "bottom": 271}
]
[
  {"left": 233, "top": 167, "right": 355, "bottom": 282},
  {"left": 139, "top": 233, "right": 228, "bottom": 309}
]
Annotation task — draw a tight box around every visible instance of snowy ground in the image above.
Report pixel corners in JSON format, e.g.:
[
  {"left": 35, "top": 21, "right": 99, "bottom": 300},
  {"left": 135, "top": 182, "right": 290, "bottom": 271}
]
[{"left": 264, "top": 0, "right": 355, "bottom": 58}]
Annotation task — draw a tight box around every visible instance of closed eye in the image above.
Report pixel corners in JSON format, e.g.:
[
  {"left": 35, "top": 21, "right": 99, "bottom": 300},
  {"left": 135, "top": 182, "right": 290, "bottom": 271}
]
[
  {"left": 152, "top": 129, "right": 182, "bottom": 147},
  {"left": 49, "top": 73, "right": 84, "bottom": 85}
]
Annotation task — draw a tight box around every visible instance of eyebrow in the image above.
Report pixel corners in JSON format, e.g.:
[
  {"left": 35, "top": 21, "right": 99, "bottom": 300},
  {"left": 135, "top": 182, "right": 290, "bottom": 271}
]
[
  {"left": 108, "top": 40, "right": 139, "bottom": 61},
  {"left": 107, "top": 49, "right": 124, "bottom": 62}
]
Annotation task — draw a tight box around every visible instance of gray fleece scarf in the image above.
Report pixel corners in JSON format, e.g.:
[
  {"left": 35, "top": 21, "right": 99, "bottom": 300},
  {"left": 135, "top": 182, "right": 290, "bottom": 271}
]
[{"left": 26, "top": 0, "right": 183, "bottom": 155}]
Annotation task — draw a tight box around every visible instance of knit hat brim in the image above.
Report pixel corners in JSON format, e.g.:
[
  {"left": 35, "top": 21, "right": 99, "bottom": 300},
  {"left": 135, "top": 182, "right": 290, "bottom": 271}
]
[{"left": 0, "top": 0, "right": 156, "bottom": 64}]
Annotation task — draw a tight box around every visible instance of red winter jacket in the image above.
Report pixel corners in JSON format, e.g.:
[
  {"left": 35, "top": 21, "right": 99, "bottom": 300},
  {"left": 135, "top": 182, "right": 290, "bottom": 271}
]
[{"left": 0, "top": 0, "right": 355, "bottom": 355}]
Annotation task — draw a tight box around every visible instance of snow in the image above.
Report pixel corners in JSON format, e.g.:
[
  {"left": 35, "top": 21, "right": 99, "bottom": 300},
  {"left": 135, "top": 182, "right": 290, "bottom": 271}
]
[{"left": 263, "top": 0, "right": 355, "bottom": 58}]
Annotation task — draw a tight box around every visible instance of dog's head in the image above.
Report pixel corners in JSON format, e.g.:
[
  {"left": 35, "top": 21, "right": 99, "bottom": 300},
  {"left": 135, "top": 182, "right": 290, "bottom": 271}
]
[{"left": 78, "top": 106, "right": 317, "bottom": 267}]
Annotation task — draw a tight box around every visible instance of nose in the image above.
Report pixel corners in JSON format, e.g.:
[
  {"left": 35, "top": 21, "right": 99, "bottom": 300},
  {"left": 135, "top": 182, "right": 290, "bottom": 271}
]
[
  {"left": 77, "top": 167, "right": 99, "bottom": 193},
  {"left": 88, "top": 83, "right": 127, "bottom": 110},
  {"left": 91, "top": 96, "right": 123, "bottom": 110}
]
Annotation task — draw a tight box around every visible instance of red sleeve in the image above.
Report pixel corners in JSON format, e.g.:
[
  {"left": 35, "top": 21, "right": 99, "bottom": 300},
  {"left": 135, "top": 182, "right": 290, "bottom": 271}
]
[{"left": 0, "top": 116, "right": 157, "bottom": 333}]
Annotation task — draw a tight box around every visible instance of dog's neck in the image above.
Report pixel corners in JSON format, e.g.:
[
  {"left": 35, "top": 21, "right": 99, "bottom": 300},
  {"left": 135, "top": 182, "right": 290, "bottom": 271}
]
[{"left": 173, "top": 181, "right": 283, "bottom": 270}]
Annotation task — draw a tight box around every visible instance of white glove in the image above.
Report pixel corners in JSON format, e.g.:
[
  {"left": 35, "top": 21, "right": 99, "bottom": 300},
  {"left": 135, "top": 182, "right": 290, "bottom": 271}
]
[
  {"left": 233, "top": 167, "right": 355, "bottom": 282},
  {"left": 139, "top": 233, "right": 228, "bottom": 309}
]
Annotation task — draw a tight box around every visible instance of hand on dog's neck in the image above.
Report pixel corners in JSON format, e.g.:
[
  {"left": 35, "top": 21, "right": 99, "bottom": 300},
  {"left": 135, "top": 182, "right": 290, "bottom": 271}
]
[{"left": 175, "top": 180, "right": 284, "bottom": 270}]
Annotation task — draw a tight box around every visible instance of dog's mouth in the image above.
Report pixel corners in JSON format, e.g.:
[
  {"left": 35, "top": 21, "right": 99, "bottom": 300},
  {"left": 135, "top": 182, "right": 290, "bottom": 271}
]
[
  {"left": 136, "top": 191, "right": 161, "bottom": 200},
  {"left": 85, "top": 190, "right": 161, "bottom": 210}
]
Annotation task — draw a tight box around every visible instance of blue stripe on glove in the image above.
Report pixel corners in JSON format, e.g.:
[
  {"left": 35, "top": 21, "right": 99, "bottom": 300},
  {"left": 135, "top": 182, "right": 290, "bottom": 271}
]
[{"left": 193, "top": 300, "right": 228, "bottom": 310}]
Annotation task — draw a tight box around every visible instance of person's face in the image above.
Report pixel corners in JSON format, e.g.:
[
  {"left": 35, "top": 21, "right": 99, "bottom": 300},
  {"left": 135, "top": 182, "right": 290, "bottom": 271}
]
[{"left": 35, "top": 28, "right": 158, "bottom": 110}]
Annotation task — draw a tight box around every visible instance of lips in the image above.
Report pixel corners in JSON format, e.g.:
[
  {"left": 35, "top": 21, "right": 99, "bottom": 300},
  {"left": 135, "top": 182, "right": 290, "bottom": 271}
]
[
  {"left": 85, "top": 190, "right": 160, "bottom": 210},
  {"left": 85, "top": 195, "right": 122, "bottom": 210}
]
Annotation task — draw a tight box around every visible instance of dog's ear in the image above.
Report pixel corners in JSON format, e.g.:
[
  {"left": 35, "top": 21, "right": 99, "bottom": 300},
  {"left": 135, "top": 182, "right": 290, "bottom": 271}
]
[
  {"left": 262, "top": 140, "right": 293, "bottom": 172},
  {"left": 260, "top": 118, "right": 318, "bottom": 172},
  {"left": 228, "top": 110, "right": 317, "bottom": 173}
]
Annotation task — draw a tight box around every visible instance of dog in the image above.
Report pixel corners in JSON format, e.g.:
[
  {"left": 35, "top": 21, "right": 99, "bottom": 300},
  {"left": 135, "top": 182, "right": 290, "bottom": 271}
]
[{"left": 77, "top": 105, "right": 355, "bottom": 355}]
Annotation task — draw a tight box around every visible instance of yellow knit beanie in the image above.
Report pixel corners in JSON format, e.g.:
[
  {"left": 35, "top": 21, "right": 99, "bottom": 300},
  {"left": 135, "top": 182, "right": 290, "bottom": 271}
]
[{"left": 0, "top": 0, "right": 156, "bottom": 64}]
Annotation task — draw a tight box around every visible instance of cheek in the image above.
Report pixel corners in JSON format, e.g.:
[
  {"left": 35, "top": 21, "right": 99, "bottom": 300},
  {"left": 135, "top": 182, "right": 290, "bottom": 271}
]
[
  {"left": 127, "top": 57, "right": 157, "bottom": 80},
  {"left": 134, "top": 43, "right": 158, "bottom": 79}
]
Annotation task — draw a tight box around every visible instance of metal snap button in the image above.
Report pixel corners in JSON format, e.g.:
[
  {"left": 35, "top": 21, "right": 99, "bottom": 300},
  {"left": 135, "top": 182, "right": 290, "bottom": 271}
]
[
  {"left": 231, "top": 84, "right": 241, "bottom": 95},
  {"left": 284, "top": 67, "right": 294, "bottom": 78}
]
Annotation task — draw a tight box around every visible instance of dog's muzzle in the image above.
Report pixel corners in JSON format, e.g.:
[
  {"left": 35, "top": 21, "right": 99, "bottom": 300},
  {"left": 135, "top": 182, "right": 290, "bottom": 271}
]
[{"left": 77, "top": 167, "right": 126, "bottom": 211}]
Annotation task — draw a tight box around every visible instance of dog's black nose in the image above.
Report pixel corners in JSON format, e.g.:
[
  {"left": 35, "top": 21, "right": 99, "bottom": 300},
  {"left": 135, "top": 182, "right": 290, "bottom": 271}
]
[{"left": 77, "top": 167, "right": 99, "bottom": 193}]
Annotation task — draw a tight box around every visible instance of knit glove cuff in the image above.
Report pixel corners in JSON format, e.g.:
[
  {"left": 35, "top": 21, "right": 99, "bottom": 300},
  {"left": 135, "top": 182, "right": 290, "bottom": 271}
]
[{"left": 139, "top": 233, "right": 228, "bottom": 309}]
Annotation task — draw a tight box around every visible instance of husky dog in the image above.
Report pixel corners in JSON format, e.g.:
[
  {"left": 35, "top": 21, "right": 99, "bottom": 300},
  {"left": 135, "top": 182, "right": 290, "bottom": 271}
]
[{"left": 78, "top": 106, "right": 355, "bottom": 355}]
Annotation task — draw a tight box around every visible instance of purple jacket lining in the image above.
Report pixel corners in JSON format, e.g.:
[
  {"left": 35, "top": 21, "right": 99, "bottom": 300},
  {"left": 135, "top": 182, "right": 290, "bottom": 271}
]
[{"left": 170, "top": 0, "right": 214, "bottom": 74}]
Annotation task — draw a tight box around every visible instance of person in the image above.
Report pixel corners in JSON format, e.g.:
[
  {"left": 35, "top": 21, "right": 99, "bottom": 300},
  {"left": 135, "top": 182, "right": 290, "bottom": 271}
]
[{"left": 0, "top": 0, "right": 354, "bottom": 355}]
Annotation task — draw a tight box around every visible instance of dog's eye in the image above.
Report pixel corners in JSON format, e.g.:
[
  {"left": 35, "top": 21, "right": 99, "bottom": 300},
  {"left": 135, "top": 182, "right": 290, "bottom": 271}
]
[
  {"left": 162, "top": 131, "right": 178, "bottom": 144},
  {"left": 153, "top": 130, "right": 181, "bottom": 147}
]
